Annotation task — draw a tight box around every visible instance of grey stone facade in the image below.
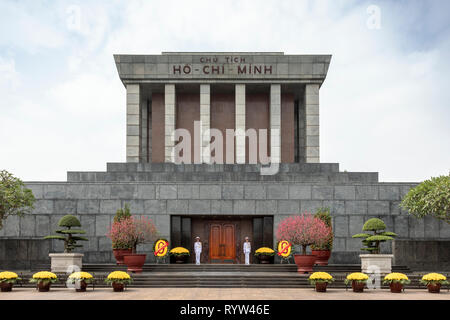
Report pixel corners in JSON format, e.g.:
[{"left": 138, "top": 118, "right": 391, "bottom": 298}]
[{"left": 1, "top": 163, "right": 449, "bottom": 269}]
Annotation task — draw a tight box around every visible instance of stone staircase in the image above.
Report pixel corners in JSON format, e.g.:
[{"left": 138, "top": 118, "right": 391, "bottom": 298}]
[{"left": 19, "top": 263, "right": 434, "bottom": 289}]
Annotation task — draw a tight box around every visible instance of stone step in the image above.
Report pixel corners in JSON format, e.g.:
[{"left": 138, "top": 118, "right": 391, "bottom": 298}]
[
  {"left": 314, "top": 264, "right": 411, "bottom": 273},
  {"left": 32, "top": 263, "right": 410, "bottom": 273},
  {"left": 67, "top": 171, "right": 378, "bottom": 183},
  {"left": 105, "top": 163, "right": 341, "bottom": 174}
]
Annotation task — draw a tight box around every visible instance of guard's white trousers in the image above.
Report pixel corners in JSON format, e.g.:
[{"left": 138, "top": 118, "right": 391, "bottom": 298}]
[
  {"left": 195, "top": 252, "right": 201, "bottom": 264},
  {"left": 245, "top": 252, "right": 250, "bottom": 265}
]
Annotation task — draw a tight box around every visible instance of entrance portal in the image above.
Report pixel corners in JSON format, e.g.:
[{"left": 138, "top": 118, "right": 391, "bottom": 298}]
[{"left": 170, "top": 215, "right": 274, "bottom": 264}]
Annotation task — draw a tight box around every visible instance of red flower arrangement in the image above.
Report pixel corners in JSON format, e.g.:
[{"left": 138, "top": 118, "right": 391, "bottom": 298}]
[
  {"left": 107, "top": 216, "right": 158, "bottom": 252},
  {"left": 276, "top": 213, "right": 332, "bottom": 255}
]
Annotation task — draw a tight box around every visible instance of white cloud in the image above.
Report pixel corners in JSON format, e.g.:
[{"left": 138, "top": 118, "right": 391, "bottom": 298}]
[
  {"left": 0, "top": 56, "right": 20, "bottom": 89},
  {"left": 0, "top": 2, "right": 66, "bottom": 53}
]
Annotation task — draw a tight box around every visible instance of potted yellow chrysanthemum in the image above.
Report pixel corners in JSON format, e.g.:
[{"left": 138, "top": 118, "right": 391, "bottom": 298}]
[
  {"left": 420, "top": 273, "right": 449, "bottom": 293},
  {"left": 67, "top": 272, "right": 94, "bottom": 292},
  {"left": 0, "top": 271, "right": 21, "bottom": 292},
  {"left": 308, "top": 272, "right": 334, "bottom": 292},
  {"left": 254, "top": 247, "right": 275, "bottom": 264},
  {"left": 29, "top": 271, "right": 58, "bottom": 292},
  {"left": 383, "top": 273, "right": 410, "bottom": 293},
  {"left": 344, "top": 272, "right": 369, "bottom": 292},
  {"left": 169, "top": 247, "right": 190, "bottom": 264},
  {"left": 105, "top": 271, "right": 133, "bottom": 292}
]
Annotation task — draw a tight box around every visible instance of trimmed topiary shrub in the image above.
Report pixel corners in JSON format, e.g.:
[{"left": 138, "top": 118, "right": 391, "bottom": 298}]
[
  {"left": 44, "top": 215, "right": 88, "bottom": 253},
  {"left": 352, "top": 218, "right": 397, "bottom": 254}
]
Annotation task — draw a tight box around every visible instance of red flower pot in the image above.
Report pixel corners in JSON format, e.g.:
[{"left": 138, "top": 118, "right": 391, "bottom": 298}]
[
  {"left": 427, "top": 283, "right": 441, "bottom": 293},
  {"left": 112, "top": 282, "right": 125, "bottom": 292},
  {"left": 315, "top": 282, "right": 328, "bottom": 292},
  {"left": 311, "top": 250, "right": 331, "bottom": 266},
  {"left": 113, "top": 249, "right": 133, "bottom": 265},
  {"left": 293, "top": 254, "right": 317, "bottom": 273},
  {"left": 0, "top": 283, "right": 13, "bottom": 292},
  {"left": 389, "top": 282, "right": 403, "bottom": 293},
  {"left": 351, "top": 281, "right": 365, "bottom": 293},
  {"left": 123, "top": 253, "right": 147, "bottom": 273},
  {"left": 37, "top": 282, "right": 51, "bottom": 292}
]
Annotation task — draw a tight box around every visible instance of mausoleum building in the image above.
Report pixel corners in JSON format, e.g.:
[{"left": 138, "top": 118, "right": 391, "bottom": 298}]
[{"left": 1, "top": 52, "right": 449, "bottom": 269}]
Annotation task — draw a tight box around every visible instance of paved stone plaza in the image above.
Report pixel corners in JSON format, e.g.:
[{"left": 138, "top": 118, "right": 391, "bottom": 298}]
[{"left": 0, "top": 287, "right": 448, "bottom": 300}]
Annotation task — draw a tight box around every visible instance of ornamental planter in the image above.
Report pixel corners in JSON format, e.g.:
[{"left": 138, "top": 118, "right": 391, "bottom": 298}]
[
  {"left": 315, "top": 282, "right": 328, "bottom": 292},
  {"left": 360, "top": 254, "right": 393, "bottom": 274},
  {"left": 113, "top": 249, "right": 133, "bottom": 265},
  {"left": 112, "top": 282, "right": 125, "bottom": 292},
  {"left": 389, "top": 282, "right": 403, "bottom": 293},
  {"left": 256, "top": 255, "right": 273, "bottom": 264},
  {"left": 123, "top": 254, "right": 146, "bottom": 273},
  {"left": 293, "top": 254, "right": 317, "bottom": 273},
  {"left": 427, "top": 283, "right": 441, "bottom": 293},
  {"left": 311, "top": 250, "right": 331, "bottom": 266},
  {"left": 0, "top": 283, "right": 13, "bottom": 292},
  {"left": 174, "top": 255, "right": 188, "bottom": 264},
  {"left": 351, "top": 281, "right": 365, "bottom": 293},
  {"left": 75, "top": 281, "right": 88, "bottom": 292},
  {"left": 37, "top": 282, "right": 51, "bottom": 292},
  {"left": 49, "top": 253, "right": 84, "bottom": 273}
]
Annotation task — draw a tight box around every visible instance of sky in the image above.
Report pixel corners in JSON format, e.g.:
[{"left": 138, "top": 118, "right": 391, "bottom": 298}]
[{"left": 0, "top": 0, "right": 449, "bottom": 182}]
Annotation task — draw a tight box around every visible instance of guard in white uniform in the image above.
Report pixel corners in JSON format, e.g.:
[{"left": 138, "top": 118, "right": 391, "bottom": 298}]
[
  {"left": 243, "top": 237, "right": 251, "bottom": 265},
  {"left": 194, "top": 236, "right": 202, "bottom": 265}
]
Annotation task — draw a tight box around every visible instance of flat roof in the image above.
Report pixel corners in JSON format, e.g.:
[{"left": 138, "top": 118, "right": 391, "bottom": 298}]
[{"left": 114, "top": 52, "right": 332, "bottom": 86}]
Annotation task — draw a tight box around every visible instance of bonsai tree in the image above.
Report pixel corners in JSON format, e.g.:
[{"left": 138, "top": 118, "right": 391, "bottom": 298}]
[
  {"left": 401, "top": 175, "right": 450, "bottom": 224},
  {"left": 276, "top": 213, "right": 332, "bottom": 255},
  {"left": 352, "top": 218, "right": 397, "bottom": 254},
  {"left": 44, "top": 215, "right": 88, "bottom": 253},
  {"left": 0, "top": 170, "right": 35, "bottom": 229},
  {"left": 310, "top": 207, "right": 333, "bottom": 251}
]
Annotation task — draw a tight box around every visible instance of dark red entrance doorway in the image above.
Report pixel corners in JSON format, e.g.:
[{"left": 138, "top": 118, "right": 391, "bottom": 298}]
[{"left": 209, "top": 222, "right": 235, "bottom": 263}]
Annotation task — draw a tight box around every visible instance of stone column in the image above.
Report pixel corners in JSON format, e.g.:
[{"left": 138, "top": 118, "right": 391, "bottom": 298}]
[
  {"left": 165, "top": 84, "right": 176, "bottom": 162},
  {"left": 270, "top": 84, "right": 281, "bottom": 163},
  {"left": 126, "top": 84, "right": 140, "bottom": 162},
  {"left": 200, "top": 84, "right": 210, "bottom": 163},
  {"left": 140, "top": 98, "right": 148, "bottom": 163},
  {"left": 235, "top": 84, "right": 246, "bottom": 163},
  {"left": 305, "top": 84, "right": 320, "bottom": 163}
]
